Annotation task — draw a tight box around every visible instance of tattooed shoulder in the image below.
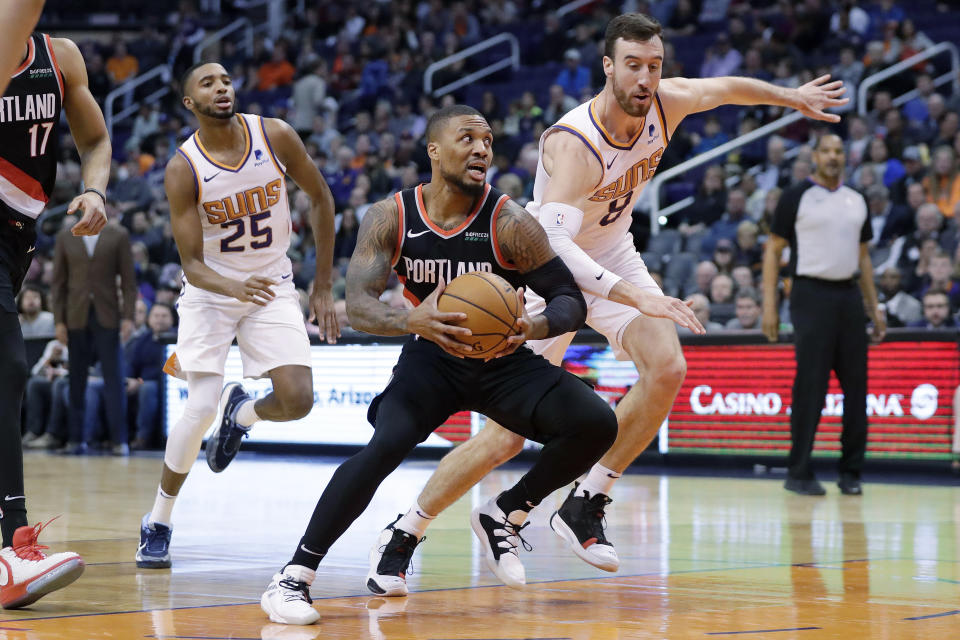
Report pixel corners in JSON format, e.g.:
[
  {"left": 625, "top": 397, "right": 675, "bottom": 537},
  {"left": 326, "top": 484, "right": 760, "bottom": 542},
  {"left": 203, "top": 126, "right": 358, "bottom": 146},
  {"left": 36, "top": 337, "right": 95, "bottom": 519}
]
[{"left": 494, "top": 199, "right": 556, "bottom": 273}]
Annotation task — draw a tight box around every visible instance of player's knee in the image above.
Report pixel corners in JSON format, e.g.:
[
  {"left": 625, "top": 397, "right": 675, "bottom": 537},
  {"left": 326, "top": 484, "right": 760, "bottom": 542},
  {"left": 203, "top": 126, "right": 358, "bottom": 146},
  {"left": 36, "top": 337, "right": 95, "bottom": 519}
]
[
  {"left": 281, "top": 388, "right": 315, "bottom": 421},
  {"left": 654, "top": 350, "right": 686, "bottom": 392},
  {"left": 184, "top": 397, "right": 219, "bottom": 429},
  {"left": 487, "top": 429, "right": 525, "bottom": 464},
  {"left": 593, "top": 409, "right": 619, "bottom": 452}
]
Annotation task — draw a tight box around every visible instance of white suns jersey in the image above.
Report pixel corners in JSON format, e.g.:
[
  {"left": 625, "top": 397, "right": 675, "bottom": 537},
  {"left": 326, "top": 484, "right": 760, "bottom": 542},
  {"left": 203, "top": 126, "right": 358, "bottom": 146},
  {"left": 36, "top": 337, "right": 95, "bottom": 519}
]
[
  {"left": 529, "top": 95, "right": 671, "bottom": 254},
  {"left": 177, "top": 113, "right": 292, "bottom": 282}
]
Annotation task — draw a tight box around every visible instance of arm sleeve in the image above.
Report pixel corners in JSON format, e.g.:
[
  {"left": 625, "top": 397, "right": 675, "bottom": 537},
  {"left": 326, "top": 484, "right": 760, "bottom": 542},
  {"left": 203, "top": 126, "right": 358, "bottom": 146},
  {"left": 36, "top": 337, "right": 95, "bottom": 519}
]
[
  {"left": 540, "top": 202, "right": 623, "bottom": 298},
  {"left": 523, "top": 255, "right": 587, "bottom": 338}
]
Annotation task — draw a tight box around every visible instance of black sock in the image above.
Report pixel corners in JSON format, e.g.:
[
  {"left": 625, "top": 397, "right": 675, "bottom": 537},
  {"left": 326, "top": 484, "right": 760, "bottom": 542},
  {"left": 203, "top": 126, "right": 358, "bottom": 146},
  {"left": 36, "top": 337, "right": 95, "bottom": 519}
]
[
  {"left": 0, "top": 498, "right": 27, "bottom": 548},
  {"left": 290, "top": 538, "right": 326, "bottom": 572},
  {"left": 496, "top": 479, "right": 539, "bottom": 518}
]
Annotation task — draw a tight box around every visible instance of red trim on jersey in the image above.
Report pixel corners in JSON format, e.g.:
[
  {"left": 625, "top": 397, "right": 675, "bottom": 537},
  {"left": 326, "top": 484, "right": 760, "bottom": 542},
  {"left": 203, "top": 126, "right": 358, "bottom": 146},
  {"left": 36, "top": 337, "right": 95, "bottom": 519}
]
[
  {"left": 0, "top": 156, "right": 47, "bottom": 203},
  {"left": 397, "top": 274, "right": 421, "bottom": 306},
  {"left": 42, "top": 35, "right": 64, "bottom": 99},
  {"left": 489, "top": 194, "right": 517, "bottom": 270},
  {"left": 11, "top": 39, "right": 35, "bottom": 78},
  {"left": 415, "top": 183, "right": 489, "bottom": 238},
  {"left": 390, "top": 191, "right": 404, "bottom": 267}
]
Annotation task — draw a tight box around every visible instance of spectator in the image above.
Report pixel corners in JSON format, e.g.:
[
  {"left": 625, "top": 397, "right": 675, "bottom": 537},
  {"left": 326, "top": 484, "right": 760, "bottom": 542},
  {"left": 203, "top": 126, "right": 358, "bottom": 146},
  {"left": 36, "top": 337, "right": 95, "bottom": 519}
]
[
  {"left": 711, "top": 239, "right": 736, "bottom": 274},
  {"left": 126, "top": 302, "right": 176, "bottom": 450},
  {"left": 291, "top": 59, "right": 328, "bottom": 136},
  {"left": 127, "top": 104, "right": 160, "bottom": 152},
  {"left": 709, "top": 273, "right": 736, "bottom": 325},
  {"left": 679, "top": 293, "right": 724, "bottom": 334},
  {"left": 754, "top": 136, "right": 790, "bottom": 192},
  {"left": 877, "top": 266, "right": 922, "bottom": 327},
  {"left": 106, "top": 41, "right": 139, "bottom": 85},
  {"left": 17, "top": 284, "right": 54, "bottom": 338},
  {"left": 258, "top": 46, "right": 296, "bottom": 91},
  {"left": 903, "top": 73, "right": 935, "bottom": 124},
  {"left": 700, "top": 189, "right": 748, "bottom": 259},
  {"left": 890, "top": 145, "right": 928, "bottom": 206},
  {"left": 735, "top": 220, "right": 763, "bottom": 272},
  {"left": 790, "top": 157, "right": 813, "bottom": 185},
  {"left": 923, "top": 146, "right": 960, "bottom": 218},
  {"left": 866, "top": 184, "right": 912, "bottom": 248},
  {"left": 688, "top": 260, "right": 719, "bottom": 298},
  {"left": 845, "top": 116, "right": 872, "bottom": 168},
  {"left": 21, "top": 338, "right": 69, "bottom": 450},
  {"left": 832, "top": 48, "right": 864, "bottom": 112},
  {"left": 918, "top": 251, "right": 960, "bottom": 310},
  {"left": 543, "top": 84, "right": 578, "bottom": 126},
  {"left": 495, "top": 172, "right": 524, "bottom": 204},
  {"left": 679, "top": 165, "right": 727, "bottom": 237},
  {"left": 700, "top": 33, "right": 742, "bottom": 78},
  {"left": 910, "top": 290, "right": 957, "bottom": 329},
  {"left": 691, "top": 116, "right": 729, "bottom": 155},
  {"left": 86, "top": 53, "right": 112, "bottom": 104},
  {"left": 110, "top": 154, "right": 153, "bottom": 214},
  {"left": 52, "top": 214, "right": 137, "bottom": 456},
  {"left": 830, "top": 1, "right": 870, "bottom": 39},
  {"left": 731, "top": 264, "right": 755, "bottom": 291},
  {"left": 726, "top": 287, "right": 762, "bottom": 331},
  {"left": 334, "top": 207, "right": 360, "bottom": 268},
  {"left": 555, "top": 49, "right": 591, "bottom": 99}
]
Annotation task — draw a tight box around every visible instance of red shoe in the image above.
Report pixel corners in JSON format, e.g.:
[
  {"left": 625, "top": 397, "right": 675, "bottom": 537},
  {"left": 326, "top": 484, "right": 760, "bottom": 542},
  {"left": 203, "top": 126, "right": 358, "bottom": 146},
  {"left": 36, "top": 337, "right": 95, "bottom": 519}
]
[{"left": 0, "top": 518, "right": 85, "bottom": 609}]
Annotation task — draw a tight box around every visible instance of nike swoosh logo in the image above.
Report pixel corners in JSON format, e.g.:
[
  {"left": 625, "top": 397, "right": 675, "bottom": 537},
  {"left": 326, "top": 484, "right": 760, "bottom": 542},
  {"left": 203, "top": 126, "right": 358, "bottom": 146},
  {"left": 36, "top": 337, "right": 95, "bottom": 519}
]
[
  {"left": 281, "top": 273, "right": 292, "bottom": 280},
  {"left": 3, "top": 495, "right": 25, "bottom": 501},
  {"left": 606, "top": 473, "right": 619, "bottom": 478},
  {"left": 300, "top": 544, "right": 324, "bottom": 556},
  {"left": 407, "top": 229, "right": 431, "bottom": 239},
  {"left": 415, "top": 510, "right": 434, "bottom": 519},
  {"left": 203, "top": 172, "right": 222, "bottom": 183},
  {"left": 595, "top": 271, "right": 604, "bottom": 280},
  {"left": 606, "top": 154, "right": 618, "bottom": 169},
  {"left": 26, "top": 246, "right": 35, "bottom": 253}
]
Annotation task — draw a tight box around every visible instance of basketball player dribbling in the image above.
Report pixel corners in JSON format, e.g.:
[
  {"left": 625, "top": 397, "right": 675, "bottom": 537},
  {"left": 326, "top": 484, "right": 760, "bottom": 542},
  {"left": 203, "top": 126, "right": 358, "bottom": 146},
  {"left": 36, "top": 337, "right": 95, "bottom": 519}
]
[
  {"left": 0, "top": 27, "right": 111, "bottom": 608},
  {"left": 368, "top": 12, "right": 849, "bottom": 591},
  {"left": 135, "top": 62, "right": 339, "bottom": 569},
  {"left": 258, "top": 105, "right": 619, "bottom": 626}
]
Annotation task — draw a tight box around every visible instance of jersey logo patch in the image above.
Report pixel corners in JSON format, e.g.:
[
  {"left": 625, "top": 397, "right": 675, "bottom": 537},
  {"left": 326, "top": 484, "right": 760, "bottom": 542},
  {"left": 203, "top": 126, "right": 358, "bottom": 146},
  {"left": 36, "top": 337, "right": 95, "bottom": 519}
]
[
  {"left": 407, "top": 229, "right": 431, "bottom": 239},
  {"left": 556, "top": 210, "right": 565, "bottom": 226}
]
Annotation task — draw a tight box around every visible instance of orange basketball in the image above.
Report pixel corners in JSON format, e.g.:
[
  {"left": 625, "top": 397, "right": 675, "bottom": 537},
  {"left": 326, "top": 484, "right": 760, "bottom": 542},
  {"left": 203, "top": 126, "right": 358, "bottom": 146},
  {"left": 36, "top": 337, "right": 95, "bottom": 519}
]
[{"left": 437, "top": 272, "right": 521, "bottom": 358}]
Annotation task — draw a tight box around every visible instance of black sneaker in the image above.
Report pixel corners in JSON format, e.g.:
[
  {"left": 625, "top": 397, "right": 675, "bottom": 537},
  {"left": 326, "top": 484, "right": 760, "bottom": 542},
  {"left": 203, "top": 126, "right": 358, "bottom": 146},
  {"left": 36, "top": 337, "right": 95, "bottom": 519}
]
[
  {"left": 784, "top": 476, "right": 827, "bottom": 496},
  {"left": 365, "top": 516, "right": 424, "bottom": 597},
  {"left": 837, "top": 474, "right": 863, "bottom": 496},
  {"left": 136, "top": 513, "right": 172, "bottom": 569},
  {"left": 470, "top": 498, "right": 531, "bottom": 589},
  {"left": 550, "top": 485, "right": 619, "bottom": 572},
  {"left": 206, "top": 383, "right": 251, "bottom": 473}
]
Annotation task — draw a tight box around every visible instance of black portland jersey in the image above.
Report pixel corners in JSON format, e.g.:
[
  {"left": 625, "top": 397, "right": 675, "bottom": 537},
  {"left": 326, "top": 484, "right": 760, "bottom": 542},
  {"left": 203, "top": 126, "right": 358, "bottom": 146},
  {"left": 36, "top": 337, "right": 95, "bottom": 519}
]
[
  {"left": 391, "top": 183, "right": 521, "bottom": 305},
  {"left": 0, "top": 34, "right": 63, "bottom": 219}
]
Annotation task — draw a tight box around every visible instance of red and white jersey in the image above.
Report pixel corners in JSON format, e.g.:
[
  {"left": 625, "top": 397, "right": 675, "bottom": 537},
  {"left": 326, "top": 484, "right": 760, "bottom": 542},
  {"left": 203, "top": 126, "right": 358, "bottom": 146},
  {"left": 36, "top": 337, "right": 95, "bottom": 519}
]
[
  {"left": 529, "top": 95, "right": 672, "bottom": 254},
  {"left": 177, "top": 113, "right": 292, "bottom": 281}
]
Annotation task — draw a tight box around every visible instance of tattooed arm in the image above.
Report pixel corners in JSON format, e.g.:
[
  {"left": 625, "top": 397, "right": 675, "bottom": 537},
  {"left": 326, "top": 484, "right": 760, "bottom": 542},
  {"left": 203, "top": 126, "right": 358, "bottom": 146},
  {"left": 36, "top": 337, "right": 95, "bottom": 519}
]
[
  {"left": 495, "top": 200, "right": 586, "bottom": 341},
  {"left": 345, "top": 197, "right": 474, "bottom": 354}
]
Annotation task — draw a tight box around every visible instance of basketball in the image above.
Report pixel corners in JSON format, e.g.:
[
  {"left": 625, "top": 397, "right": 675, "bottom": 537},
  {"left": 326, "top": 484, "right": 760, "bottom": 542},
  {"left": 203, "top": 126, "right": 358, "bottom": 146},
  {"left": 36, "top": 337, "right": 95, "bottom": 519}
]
[{"left": 437, "top": 272, "right": 521, "bottom": 358}]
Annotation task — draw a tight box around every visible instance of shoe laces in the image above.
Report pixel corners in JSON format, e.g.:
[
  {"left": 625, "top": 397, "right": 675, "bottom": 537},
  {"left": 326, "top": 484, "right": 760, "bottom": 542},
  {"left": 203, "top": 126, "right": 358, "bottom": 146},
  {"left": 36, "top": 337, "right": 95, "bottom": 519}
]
[
  {"left": 13, "top": 515, "right": 60, "bottom": 561},
  {"left": 278, "top": 576, "right": 313, "bottom": 604},
  {"left": 496, "top": 518, "right": 533, "bottom": 555},
  {"left": 580, "top": 491, "right": 613, "bottom": 544},
  {"left": 378, "top": 528, "right": 423, "bottom": 577}
]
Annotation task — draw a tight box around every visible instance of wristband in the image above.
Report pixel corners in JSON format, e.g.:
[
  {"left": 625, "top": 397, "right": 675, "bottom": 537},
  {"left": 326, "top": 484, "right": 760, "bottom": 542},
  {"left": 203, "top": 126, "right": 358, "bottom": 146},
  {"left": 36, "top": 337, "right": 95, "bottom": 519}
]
[{"left": 83, "top": 187, "right": 106, "bottom": 203}]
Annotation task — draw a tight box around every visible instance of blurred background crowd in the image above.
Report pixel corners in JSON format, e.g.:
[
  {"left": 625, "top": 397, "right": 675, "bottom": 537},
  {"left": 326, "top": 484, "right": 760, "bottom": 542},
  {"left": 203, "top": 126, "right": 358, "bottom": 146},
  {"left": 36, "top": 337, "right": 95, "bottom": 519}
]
[{"left": 17, "top": 0, "right": 960, "bottom": 450}]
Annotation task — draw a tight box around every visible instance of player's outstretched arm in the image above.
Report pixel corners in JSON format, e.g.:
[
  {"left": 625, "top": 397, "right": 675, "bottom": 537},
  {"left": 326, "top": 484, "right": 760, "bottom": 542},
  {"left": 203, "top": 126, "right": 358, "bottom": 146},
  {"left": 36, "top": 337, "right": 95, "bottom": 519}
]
[
  {"left": 165, "top": 154, "right": 276, "bottom": 305},
  {"left": 660, "top": 74, "right": 848, "bottom": 123},
  {"left": 265, "top": 117, "right": 339, "bottom": 343},
  {"left": 345, "top": 198, "right": 474, "bottom": 355},
  {"left": 540, "top": 132, "right": 705, "bottom": 334},
  {"left": 0, "top": 1, "right": 45, "bottom": 96},
  {"left": 53, "top": 37, "right": 111, "bottom": 236},
  {"left": 494, "top": 199, "right": 586, "bottom": 342}
]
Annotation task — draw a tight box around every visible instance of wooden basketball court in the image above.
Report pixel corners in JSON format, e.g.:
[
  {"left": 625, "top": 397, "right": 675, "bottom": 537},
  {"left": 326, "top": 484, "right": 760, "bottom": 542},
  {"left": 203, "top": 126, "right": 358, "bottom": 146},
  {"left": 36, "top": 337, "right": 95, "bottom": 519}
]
[{"left": 2, "top": 451, "right": 958, "bottom": 639}]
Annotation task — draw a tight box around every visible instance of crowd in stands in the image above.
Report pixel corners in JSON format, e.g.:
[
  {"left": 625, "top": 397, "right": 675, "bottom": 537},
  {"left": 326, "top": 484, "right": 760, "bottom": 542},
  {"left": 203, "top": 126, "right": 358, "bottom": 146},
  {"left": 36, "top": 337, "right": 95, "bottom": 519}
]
[{"left": 19, "top": 0, "right": 960, "bottom": 450}]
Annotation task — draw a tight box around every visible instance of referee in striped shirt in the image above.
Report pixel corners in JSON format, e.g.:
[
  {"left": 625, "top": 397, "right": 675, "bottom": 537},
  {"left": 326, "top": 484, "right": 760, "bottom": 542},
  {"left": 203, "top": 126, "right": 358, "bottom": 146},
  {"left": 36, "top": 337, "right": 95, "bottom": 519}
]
[{"left": 762, "top": 134, "right": 886, "bottom": 496}]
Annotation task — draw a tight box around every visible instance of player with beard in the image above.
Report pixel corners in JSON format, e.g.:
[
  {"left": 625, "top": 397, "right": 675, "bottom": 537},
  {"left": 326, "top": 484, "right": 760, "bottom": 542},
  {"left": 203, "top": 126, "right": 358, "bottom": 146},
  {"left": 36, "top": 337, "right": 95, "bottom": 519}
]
[
  {"left": 135, "top": 62, "right": 339, "bottom": 569},
  {"left": 367, "top": 12, "right": 849, "bottom": 592},
  {"left": 258, "top": 105, "right": 618, "bottom": 625}
]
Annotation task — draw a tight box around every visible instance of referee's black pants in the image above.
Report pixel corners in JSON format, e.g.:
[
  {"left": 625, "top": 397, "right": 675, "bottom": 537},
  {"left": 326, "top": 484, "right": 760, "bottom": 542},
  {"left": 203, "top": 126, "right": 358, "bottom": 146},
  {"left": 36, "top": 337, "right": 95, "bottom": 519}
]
[{"left": 788, "top": 277, "right": 868, "bottom": 480}]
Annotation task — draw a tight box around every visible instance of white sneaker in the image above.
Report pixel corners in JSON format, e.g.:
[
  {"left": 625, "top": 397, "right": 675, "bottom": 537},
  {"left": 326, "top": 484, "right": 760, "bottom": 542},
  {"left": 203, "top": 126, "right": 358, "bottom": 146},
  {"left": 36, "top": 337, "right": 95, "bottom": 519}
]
[
  {"left": 260, "top": 565, "right": 321, "bottom": 625},
  {"left": 469, "top": 498, "right": 529, "bottom": 589},
  {"left": 365, "top": 516, "right": 422, "bottom": 597},
  {"left": 0, "top": 520, "right": 85, "bottom": 609}
]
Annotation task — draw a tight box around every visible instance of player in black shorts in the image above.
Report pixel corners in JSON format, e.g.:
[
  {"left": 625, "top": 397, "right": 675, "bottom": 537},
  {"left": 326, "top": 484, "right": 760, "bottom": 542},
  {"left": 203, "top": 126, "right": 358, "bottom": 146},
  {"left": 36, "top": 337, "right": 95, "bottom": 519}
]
[
  {"left": 259, "top": 105, "right": 618, "bottom": 626},
  {"left": 0, "top": 32, "right": 110, "bottom": 609}
]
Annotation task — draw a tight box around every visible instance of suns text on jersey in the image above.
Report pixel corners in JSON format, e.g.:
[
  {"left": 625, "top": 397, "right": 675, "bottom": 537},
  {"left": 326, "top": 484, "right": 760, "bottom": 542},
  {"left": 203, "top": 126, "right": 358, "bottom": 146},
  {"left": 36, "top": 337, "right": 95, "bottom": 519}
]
[
  {"left": 0, "top": 93, "right": 57, "bottom": 123},
  {"left": 401, "top": 258, "right": 492, "bottom": 284},
  {"left": 588, "top": 147, "right": 663, "bottom": 203},
  {"left": 202, "top": 178, "right": 282, "bottom": 224}
]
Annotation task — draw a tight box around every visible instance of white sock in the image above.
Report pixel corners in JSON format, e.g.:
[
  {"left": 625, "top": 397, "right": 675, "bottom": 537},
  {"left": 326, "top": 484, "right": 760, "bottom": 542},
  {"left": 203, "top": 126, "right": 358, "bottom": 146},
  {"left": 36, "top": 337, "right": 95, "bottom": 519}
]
[
  {"left": 575, "top": 463, "right": 621, "bottom": 498},
  {"left": 148, "top": 487, "right": 176, "bottom": 526},
  {"left": 395, "top": 502, "right": 435, "bottom": 539},
  {"left": 281, "top": 563, "right": 316, "bottom": 585},
  {"left": 235, "top": 399, "right": 260, "bottom": 428}
]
